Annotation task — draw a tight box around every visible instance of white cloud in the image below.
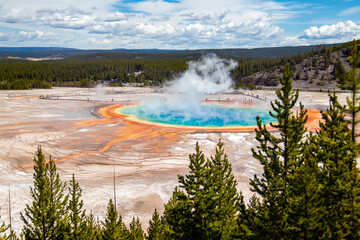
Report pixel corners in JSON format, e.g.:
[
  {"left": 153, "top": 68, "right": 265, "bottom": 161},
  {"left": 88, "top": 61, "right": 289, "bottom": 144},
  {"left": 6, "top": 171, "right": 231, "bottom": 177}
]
[
  {"left": 184, "top": 24, "right": 206, "bottom": 34},
  {"left": 105, "top": 12, "right": 131, "bottom": 22},
  {"left": 18, "top": 30, "right": 56, "bottom": 40},
  {"left": 0, "top": 0, "right": 292, "bottom": 48},
  {"left": 86, "top": 38, "right": 97, "bottom": 43},
  {"left": 0, "top": 32, "right": 10, "bottom": 41},
  {"left": 182, "top": 11, "right": 228, "bottom": 25},
  {"left": 2, "top": 8, "right": 31, "bottom": 23},
  {"left": 127, "top": 0, "right": 182, "bottom": 15},
  {"left": 0, "top": 0, "right": 355, "bottom": 49},
  {"left": 0, "top": 30, "right": 57, "bottom": 43},
  {"left": 102, "top": 39, "right": 112, "bottom": 44},
  {"left": 280, "top": 36, "right": 308, "bottom": 46},
  {"left": 33, "top": 6, "right": 96, "bottom": 29},
  {"left": 300, "top": 21, "right": 360, "bottom": 40},
  {"left": 339, "top": 6, "right": 360, "bottom": 16}
]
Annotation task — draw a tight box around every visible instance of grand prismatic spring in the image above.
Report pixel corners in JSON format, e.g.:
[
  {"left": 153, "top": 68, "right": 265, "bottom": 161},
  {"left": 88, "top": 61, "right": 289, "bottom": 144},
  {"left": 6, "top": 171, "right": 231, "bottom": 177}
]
[
  {"left": 0, "top": 56, "right": 329, "bottom": 232},
  {"left": 119, "top": 104, "right": 275, "bottom": 127}
]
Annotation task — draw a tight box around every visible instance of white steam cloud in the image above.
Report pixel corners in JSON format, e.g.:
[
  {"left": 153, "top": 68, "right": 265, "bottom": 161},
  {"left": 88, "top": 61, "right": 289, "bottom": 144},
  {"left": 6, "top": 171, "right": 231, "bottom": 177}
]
[
  {"left": 144, "top": 53, "right": 237, "bottom": 109},
  {"left": 169, "top": 54, "right": 237, "bottom": 94},
  {"left": 135, "top": 54, "right": 238, "bottom": 124}
]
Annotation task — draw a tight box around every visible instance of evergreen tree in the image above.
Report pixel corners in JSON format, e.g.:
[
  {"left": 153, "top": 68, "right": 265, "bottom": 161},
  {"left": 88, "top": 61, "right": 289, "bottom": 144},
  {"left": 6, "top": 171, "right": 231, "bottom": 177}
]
[
  {"left": 177, "top": 142, "right": 208, "bottom": 239},
  {"left": 286, "top": 139, "right": 322, "bottom": 239},
  {"left": 86, "top": 213, "right": 102, "bottom": 240},
  {"left": 338, "top": 39, "right": 360, "bottom": 144},
  {"left": 164, "top": 141, "right": 242, "bottom": 240},
  {"left": 164, "top": 143, "right": 205, "bottom": 240},
  {"left": 0, "top": 220, "right": 10, "bottom": 240},
  {"left": 146, "top": 209, "right": 165, "bottom": 240},
  {"left": 248, "top": 64, "right": 308, "bottom": 239},
  {"left": 68, "top": 174, "right": 87, "bottom": 239},
  {"left": 234, "top": 194, "right": 257, "bottom": 239},
  {"left": 205, "top": 140, "right": 240, "bottom": 239},
  {"left": 336, "top": 39, "right": 360, "bottom": 239},
  {"left": 47, "top": 156, "right": 69, "bottom": 239},
  {"left": 129, "top": 217, "right": 144, "bottom": 240},
  {"left": 308, "top": 93, "right": 360, "bottom": 239},
  {"left": 163, "top": 188, "right": 192, "bottom": 240},
  {"left": 102, "top": 199, "right": 129, "bottom": 240},
  {"left": 21, "top": 147, "right": 68, "bottom": 240}
]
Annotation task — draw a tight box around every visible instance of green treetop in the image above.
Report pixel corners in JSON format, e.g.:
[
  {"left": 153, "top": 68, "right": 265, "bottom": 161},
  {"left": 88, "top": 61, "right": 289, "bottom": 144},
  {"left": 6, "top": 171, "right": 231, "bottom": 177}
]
[
  {"left": 102, "top": 199, "right": 129, "bottom": 240},
  {"left": 21, "top": 147, "right": 68, "bottom": 240},
  {"left": 249, "top": 63, "right": 308, "bottom": 239},
  {"left": 164, "top": 141, "right": 243, "bottom": 240},
  {"left": 338, "top": 39, "right": 360, "bottom": 145},
  {"left": 68, "top": 174, "right": 87, "bottom": 240},
  {"left": 129, "top": 217, "right": 144, "bottom": 240},
  {"left": 146, "top": 208, "right": 165, "bottom": 240}
]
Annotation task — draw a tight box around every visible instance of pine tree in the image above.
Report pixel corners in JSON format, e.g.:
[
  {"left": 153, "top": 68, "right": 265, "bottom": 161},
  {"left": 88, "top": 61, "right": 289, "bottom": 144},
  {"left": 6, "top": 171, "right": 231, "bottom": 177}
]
[
  {"left": 163, "top": 188, "right": 192, "bottom": 240},
  {"left": 248, "top": 64, "right": 308, "bottom": 239},
  {"left": 164, "top": 141, "right": 242, "bottom": 240},
  {"left": 48, "top": 156, "right": 69, "bottom": 239},
  {"left": 177, "top": 142, "right": 208, "bottom": 239},
  {"left": 206, "top": 140, "right": 240, "bottom": 239},
  {"left": 102, "top": 199, "right": 129, "bottom": 240},
  {"left": 164, "top": 143, "right": 205, "bottom": 240},
  {"left": 129, "top": 217, "right": 144, "bottom": 240},
  {"left": 286, "top": 139, "right": 322, "bottom": 239},
  {"left": 21, "top": 147, "right": 68, "bottom": 240},
  {"left": 86, "top": 213, "right": 102, "bottom": 240},
  {"left": 336, "top": 39, "right": 360, "bottom": 239},
  {"left": 146, "top": 209, "right": 165, "bottom": 240},
  {"left": 306, "top": 93, "right": 357, "bottom": 238},
  {"left": 234, "top": 194, "right": 257, "bottom": 239},
  {"left": 68, "top": 174, "right": 87, "bottom": 239},
  {"left": 338, "top": 39, "right": 360, "bottom": 145},
  {"left": 0, "top": 220, "right": 10, "bottom": 240}
]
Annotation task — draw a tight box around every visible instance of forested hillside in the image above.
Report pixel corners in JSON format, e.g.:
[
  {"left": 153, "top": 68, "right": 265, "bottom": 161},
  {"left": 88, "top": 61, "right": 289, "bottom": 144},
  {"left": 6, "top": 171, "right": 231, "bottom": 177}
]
[
  {"left": 0, "top": 41, "right": 355, "bottom": 90},
  {"left": 0, "top": 59, "right": 188, "bottom": 89},
  {"left": 234, "top": 40, "right": 358, "bottom": 90}
]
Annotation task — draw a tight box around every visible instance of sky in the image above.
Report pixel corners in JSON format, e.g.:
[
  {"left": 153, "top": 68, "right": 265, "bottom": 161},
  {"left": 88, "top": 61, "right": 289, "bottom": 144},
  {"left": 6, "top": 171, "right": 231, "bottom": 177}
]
[{"left": 0, "top": 0, "right": 360, "bottom": 49}]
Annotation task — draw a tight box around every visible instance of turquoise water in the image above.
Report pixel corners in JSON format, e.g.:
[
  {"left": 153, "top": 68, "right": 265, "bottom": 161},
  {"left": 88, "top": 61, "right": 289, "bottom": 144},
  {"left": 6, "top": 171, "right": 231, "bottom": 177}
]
[{"left": 120, "top": 104, "right": 274, "bottom": 127}]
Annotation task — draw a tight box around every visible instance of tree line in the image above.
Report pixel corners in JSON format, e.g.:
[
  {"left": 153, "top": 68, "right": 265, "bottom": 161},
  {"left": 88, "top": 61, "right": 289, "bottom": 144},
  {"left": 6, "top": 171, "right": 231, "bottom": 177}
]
[
  {"left": 0, "top": 59, "right": 188, "bottom": 90},
  {"left": 0, "top": 56, "right": 283, "bottom": 90},
  {"left": 0, "top": 41, "right": 353, "bottom": 91},
  {"left": 1, "top": 41, "right": 360, "bottom": 239}
]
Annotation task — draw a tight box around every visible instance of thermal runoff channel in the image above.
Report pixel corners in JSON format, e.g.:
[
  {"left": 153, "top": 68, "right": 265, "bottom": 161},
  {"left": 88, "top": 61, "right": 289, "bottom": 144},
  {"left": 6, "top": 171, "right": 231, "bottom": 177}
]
[{"left": 120, "top": 54, "right": 274, "bottom": 127}]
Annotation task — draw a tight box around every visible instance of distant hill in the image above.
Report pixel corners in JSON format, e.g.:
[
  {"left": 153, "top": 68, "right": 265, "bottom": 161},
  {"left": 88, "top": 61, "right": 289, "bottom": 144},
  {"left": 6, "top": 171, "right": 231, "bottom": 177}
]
[
  {"left": 0, "top": 44, "right": 339, "bottom": 60},
  {"left": 64, "top": 45, "right": 338, "bottom": 61},
  {"left": 0, "top": 47, "right": 77, "bottom": 52},
  {"left": 0, "top": 47, "right": 182, "bottom": 59},
  {"left": 232, "top": 41, "right": 355, "bottom": 91}
]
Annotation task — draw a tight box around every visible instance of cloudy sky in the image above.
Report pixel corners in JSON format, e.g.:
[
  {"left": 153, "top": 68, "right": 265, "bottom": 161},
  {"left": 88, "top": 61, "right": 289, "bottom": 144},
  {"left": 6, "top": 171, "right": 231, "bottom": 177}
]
[{"left": 0, "top": 0, "right": 360, "bottom": 49}]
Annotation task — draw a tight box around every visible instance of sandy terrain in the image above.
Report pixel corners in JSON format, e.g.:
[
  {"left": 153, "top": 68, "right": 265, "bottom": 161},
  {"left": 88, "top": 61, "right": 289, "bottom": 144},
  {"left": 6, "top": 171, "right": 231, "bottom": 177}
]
[{"left": 0, "top": 87, "right": 349, "bottom": 234}]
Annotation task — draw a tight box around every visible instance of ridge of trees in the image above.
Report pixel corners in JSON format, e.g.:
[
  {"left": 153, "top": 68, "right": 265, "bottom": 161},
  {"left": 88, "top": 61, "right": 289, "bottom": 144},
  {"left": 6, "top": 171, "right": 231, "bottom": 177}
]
[{"left": 0, "top": 41, "right": 357, "bottom": 90}]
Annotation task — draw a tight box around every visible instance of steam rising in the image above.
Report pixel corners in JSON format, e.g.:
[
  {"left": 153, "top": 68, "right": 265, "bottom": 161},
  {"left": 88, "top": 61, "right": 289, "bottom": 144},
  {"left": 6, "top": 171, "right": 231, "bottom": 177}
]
[
  {"left": 126, "top": 54, "right": 259, "bottom": 126},
  {"left": 169, "top": 54, "right": 237, "bottom": 95},
  {"left": 142, "top": 54, "right": 237, "bottom": 112}
]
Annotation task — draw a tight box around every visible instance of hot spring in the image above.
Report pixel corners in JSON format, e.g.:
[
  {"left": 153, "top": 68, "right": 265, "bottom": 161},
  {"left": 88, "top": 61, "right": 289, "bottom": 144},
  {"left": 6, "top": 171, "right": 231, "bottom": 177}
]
[
  {"left": 119, "top": 104, "right": 274, "bottom": 127},
  {"left": 118, "top": 54, "right": 275, "bottom": 128}
]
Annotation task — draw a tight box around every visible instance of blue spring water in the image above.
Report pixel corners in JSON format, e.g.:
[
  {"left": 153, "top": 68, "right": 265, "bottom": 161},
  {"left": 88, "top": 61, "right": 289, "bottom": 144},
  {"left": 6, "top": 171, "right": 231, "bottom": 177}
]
[{"left": 120, "top": 104, "right": 275, "bottom": 127}]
